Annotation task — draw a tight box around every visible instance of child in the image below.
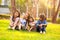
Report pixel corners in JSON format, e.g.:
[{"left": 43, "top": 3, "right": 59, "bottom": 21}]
[
  {"left": 9, "top": 10, "right": 21, "bottom": 30},
  {"left": 24, "top": 13, "right": 31, "bottom": 30},
  {"left": 28, "top": 17, "right": 35, "bottom": 32},
  {"left": 20, "top": 15, "right": 26, "bottom": 30},
  {"left": 36, "top": 14, "right": 47, "bottom": 34}
]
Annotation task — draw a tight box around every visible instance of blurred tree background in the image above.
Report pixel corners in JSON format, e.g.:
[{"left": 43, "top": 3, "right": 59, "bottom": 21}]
[
  {"left": 15, "top": 0, "right": 26, "bottom": 13},
  {"left": 15, "top": 0, "right": 60, "bottom": 23},
  {"left": 0, "top": 0, "right": 60, "bottom": 23},
  {"left": 0, "top": 0, "right": 2, "bottom": 5}
]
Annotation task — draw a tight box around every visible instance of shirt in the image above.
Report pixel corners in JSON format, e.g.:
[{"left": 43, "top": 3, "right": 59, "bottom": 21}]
[
  {"left": 20, "top": 18, "right": 26, "bottom": 26},
  {"left": 36, "top": 20, "right": 47, "bottom": 27}
]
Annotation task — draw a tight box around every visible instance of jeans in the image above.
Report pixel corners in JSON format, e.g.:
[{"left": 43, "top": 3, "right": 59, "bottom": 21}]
[{"left": 36, "top": 25, "right": 47, "bottom": 32}]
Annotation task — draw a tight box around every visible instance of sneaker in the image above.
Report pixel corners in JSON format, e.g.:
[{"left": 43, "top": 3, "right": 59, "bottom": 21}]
[
  {"left": 43, "top": 31, "right": 46, "bottom": 34},
  {"left": 8, "top": 26, "right": 12, "bottom": 29},
  {"left": 29, "top": 30, "right": 31, "bottom": 32},
  {"left": 40, "top": 31, "right": 42, "bottom": 34},
  {"left": 12, "top": 27, "right": 15, "bottom": 30}
]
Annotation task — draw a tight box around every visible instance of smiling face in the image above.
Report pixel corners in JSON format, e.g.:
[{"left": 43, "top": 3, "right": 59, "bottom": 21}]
[
  {"left": 39, "top": 17, "right": 42, "bottom": 20},
  {"left": 29, "top": 17, "right": 34, "bottom": 22},
  {"left": 13, "top": 10, "right": 20, "bottom": 18},
  {"left": 13, "top": 12, "right": 18, "bottom": 18},
  {"left": 15, "top": 12, "right": 19, "bottom": 17},
  {"left": 29, "top": 18, "right": 33, "bottom": 22},
  {"left": 39, "top": 15, "right": 45, "bottom": 21},
  {"left": 25, "top": 13, "right": 29, "bottom": 17}
]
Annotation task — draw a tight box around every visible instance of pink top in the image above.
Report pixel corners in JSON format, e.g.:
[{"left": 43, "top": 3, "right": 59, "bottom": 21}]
[{"left": 10, "top": 16, "right": 20, "bottom": 25}]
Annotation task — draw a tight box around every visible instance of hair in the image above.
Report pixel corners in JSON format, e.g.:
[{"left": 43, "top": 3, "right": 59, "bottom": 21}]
[
  {"left": 29, "top": 17, "right": 34, "bottom": 22},
  {"left": 26, "top": 12, "right": 30, "bottom": 19},
  {"left": 25, "top": 13, "right": 31, "bottom": 21},
  {"left": 28, "top": 16, "right": 34, "bottom": 26},
  {"left": 39, "top": 14, "right": 46, "bottom": 21},
  {"left": 12, "top": 9, "right": 20, "bottom": 21}
]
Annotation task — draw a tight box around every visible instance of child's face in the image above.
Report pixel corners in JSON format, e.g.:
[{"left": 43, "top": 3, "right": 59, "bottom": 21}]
[
  {"left": 14, "top": 12, "right": 19, "bottom": 17},
  {"left": 39, "top": 17, "right": 42, "bottom": 20},
  {"left": 26, "top": 13, "right": 29, "bottom": 17},
  {"left": 23, "top": 15, "right": 27, "bottom": 19},
  {"left": 29, "top": 18, "right": 33, "bottom": 22}
]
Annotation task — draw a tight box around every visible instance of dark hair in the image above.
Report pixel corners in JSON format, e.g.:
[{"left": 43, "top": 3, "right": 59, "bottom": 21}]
[
  {"left": 29, "top": 17, "right": 34, "bottom": 22},
  {"left": 25, "top": 13, "right": 31, "bottom": 21},
  {"left": 28, "top": 17, "right": 34, "bottom": 26},
  {"left": 12, "top": 9, "right": 20, "bottom": 21},
  {"left": 39, "top": 14, "right": 46, "bottom": 21}
]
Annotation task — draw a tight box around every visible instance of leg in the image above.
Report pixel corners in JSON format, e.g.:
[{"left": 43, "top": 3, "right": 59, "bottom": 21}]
[
  {"left": 39, "top": 27, "right": 43, "bottom": 34},
  {"left": 9, "top": 23, "right": 14, "bottom": 29},
  {"left": 15, "top": 24, "right": 22, "bottom": 30},
  {"left": 42, "top": 25, "right": 46, "bottom": 32},
  {"left": 36, "top": 26, "right": 40, "bottom": 32},
  {"left": 21, "top": 24, "right": 26, "bottom": 30},
  {"left": 39, "top": 26, "right": 43, "bottom": 34},
  {"left": 29, "top": 27, "right": 33, "bottom": 32},
  {"left": 18, "top": 24, "right": 22, "bottom": 30},
  {"left": 42, "top": 25, "right": 46, "bottom": 34}
]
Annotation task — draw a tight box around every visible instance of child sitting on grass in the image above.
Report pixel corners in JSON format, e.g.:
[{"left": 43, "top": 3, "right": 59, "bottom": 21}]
[
  {"left": 20, "top": 15, "right": 26, "bottom": 30},
  {"left": 9, "top": 10, "right": 21, "bottom": 30},
  {"left": 36, "top": 14, "right": 47, "bottom": 34},
  {"left": 28, "top": 17, "right": 35, "bottom": 32}
]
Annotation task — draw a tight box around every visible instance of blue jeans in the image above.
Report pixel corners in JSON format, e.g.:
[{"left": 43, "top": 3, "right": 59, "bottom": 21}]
[
  {"left": 40, "top": 25, "right": 46, "bottom": 32},
  {"left": 36, "top": 25, "right": 47, "bottom": 32}
]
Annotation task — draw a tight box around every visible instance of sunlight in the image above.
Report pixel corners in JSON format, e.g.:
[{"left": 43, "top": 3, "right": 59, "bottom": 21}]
[{"left": 39, "top": 0, "right": 54, "bottom": 9}]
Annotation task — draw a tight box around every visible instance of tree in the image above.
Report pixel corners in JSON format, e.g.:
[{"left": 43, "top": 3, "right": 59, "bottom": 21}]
[
  {"left": 52, "top": 0, "right": 60, "bottom": 23},
  {"left": 0, "top": 0, "right": 2, "bottom": 5},
  {"left": 25, "top": 0, "right": 29, "bottom": 13},
  {"left": 16, "top": 0, "right": 26, "bottom": 13},
  {"left": 11, "top": 0, "right": 16, "bottom": 14},
  {"left": 32, "top": 0, "right": 39, "bottom": 18}
]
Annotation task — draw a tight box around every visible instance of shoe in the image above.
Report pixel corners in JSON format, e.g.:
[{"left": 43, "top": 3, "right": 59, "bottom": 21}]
[
  {"left": 12, "top": 27, "right": 15, "bottom": 30},
  {"left": 40, "top": 31, "right": 42, "bottom": 34},
  {"left": 8, "top": 26, "right": 11, "bottom": 29},
  {"left": 43, "top": 31, "right": 46, "bottom": 34},
  {"left": 29, "top": 30, "right": 31, "bottom": 32}
]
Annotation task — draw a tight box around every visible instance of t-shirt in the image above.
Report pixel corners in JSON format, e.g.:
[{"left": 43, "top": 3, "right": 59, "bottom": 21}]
[
  {"left": 20, "top": 18, "right": 26, "bottom": 26},
  {"left": 36, "top": 20, "right": 47, "bottom": 27},
  {"left": 10, "top": 16, "right": 20, "bottom": 25}
]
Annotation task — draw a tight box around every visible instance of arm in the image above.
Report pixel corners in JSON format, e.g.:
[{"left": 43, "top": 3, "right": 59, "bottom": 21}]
[
  {"left": 41, "top": 24, "right": 47, "bottom": 25},
  {"left": 10, "top": 16, "right": 13, "bottom": 26},
  {"left": 36, "top": 20, "right": 41, "bottom": 27},
  {"left": 41, "top": 20, "right": 47, "bottom": 27},
  {"left": 13, "top": 18, "right": 20, "bottom": 28},
  {"left": 43, "top": 20, "right": 47, "bottom": 25},
  {"left": 24, "top": 21, "right": 29, "bottom": 30}
]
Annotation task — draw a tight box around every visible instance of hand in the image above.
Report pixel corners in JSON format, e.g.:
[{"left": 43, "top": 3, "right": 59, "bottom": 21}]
[
  {"left": 39, "top": 24, "right": 42, "bottom": 28},
  {"left": 39, "top": 24, "right": 42, "bottom": 27}
]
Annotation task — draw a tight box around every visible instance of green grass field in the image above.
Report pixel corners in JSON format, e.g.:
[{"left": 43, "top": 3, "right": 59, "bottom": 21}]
[{"left": 0, "top": 20, "right": 60, "bottom": 40}]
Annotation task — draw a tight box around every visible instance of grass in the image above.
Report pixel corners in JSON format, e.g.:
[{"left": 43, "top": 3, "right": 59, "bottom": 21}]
[{"left": 0, "top": 20, "right": 60, "bottom": 40}]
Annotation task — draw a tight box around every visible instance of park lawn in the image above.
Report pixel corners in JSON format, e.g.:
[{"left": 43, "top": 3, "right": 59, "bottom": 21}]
[{"left": 0, "top": 20, "right": 60, "bottom": 40}]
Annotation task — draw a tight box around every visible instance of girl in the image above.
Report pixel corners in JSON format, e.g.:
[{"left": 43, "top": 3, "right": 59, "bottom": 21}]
[
  {"left": 36, "top": 14, "right": 47, "bottom": 34},
  {"left": 9, "top": 10, "right": 21, "bottom": 30},
  {"left": 28, "top": 17, "right": 35, "bottom": 32},
  {"left": 20, "top": 14, "right": 27, "bottom": 30},
  {"left": 24, "top": 13, "right": 31, "bottom": 30}
]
